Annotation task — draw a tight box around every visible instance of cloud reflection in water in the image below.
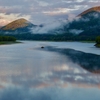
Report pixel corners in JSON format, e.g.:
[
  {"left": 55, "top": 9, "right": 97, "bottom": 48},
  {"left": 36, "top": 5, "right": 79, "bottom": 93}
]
[{"left": 0, "top": 42, "right": 100, "bottom": 99}]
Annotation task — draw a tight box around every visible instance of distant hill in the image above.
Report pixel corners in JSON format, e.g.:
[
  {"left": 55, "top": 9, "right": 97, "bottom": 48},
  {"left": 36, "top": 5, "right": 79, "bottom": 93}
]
[
  {"left": 1, "top": 6, "right": 100, "bottom": 41},
  {"left": 46, "top": 6, "right": 100, "bottom": 36},
  {"left": 0, "top": 18, "right": 37, "bottom": 34},
  {"left": 78, "top": 6, "right": 100, "bottom": 17},
  {"left": 59, "top": 6, "right": 100, "bottom": 41}
]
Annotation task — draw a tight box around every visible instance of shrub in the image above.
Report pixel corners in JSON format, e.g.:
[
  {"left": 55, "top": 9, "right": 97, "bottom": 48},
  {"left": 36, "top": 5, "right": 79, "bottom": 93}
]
[
  {"left": 0, "top": 36, "right": 16, "bottom": 42},
  {"left": 96, "top": 36, "right": 100, "bottom": 44}
]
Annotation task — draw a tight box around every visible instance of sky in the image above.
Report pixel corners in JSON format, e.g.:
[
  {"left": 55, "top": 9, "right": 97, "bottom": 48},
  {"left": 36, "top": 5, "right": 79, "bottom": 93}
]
[{"left": 0, "top": 0, "right": 100, "bottom": 26}]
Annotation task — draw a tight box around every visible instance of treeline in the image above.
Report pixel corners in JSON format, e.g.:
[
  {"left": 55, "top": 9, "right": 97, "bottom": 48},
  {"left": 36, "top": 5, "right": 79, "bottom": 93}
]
[
  {"left": 96, "top": 36, "right": 100, "bottom": 44},
  {"left": 0, "top": 36, "right": 16, "bottom": 42},
  {"left": 4, "top": 33, "right": 96, "bottom": 41},
  {"left": 6, "top": 30, "right": 100, "bottom": 42},
  {"left": 0, "top": 32, "right": 98, "bottom": 42},
  {"left": 95, "top": 36, "right": 100, "bottom": 47}
]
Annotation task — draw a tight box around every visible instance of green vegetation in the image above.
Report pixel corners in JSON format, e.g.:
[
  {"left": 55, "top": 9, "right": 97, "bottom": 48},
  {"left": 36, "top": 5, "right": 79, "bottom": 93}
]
[
  {"left": 0, "top": 11, "right": 100, "bottom": 42},
  {"left": 0, "top": 36, "right": 16, "bottom": 42},
  {"left": 96, "top": 36, "right": 100, "bottom": 44},
  {"left": 0, "top": 33, "right": 96, "bottom": 42},
  {"left": 95, "top": 36, "right": 100, "bottom": 47},
  {"left": 0, "top": 36, "right": 17, "bottom": 45}
]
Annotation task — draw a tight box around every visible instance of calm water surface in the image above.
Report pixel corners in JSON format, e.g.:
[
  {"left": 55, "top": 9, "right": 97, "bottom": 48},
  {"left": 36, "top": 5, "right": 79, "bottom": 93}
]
[{"left": 0, "top": 41, "right": 100, "bottom": 100}]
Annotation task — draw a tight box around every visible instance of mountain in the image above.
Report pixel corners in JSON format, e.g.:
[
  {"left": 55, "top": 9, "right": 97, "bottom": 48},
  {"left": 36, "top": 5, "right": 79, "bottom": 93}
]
[
  {"left": 44, "top": 6, "right": 100, "bottom": 36},
  {"left": 58, "top": 6, "right": 100, "bottom": 41},
  {"left": 0, "top": 18, "right": 67, "bottom": 35},
  {"left": 1, "top": 6, "right": 100, "bottom": 41},
  {"left": 45, "top": 6, "right": 100, "bottom": 41},
  {"left": 0, "top": 18, "right": 37, "bottom": 34},
  {"left": 78, "top": 6, "right": 100, "bottom": 17}
]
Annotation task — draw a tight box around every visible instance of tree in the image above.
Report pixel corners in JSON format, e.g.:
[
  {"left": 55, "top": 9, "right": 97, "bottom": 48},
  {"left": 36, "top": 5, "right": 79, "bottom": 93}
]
[
  {"left": 0, "top": 36, "right": 16, "bottom": 42},
  {"left": 96, "top": 36, "right": 100, "bottom": 44}
]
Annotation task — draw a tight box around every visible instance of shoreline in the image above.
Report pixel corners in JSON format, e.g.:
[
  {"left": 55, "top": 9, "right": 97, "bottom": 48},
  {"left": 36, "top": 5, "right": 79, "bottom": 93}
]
[
  {"left": 94, "top": 44, "right": 100, "bottom": 48},
  {"left": 0, "top": 41, "right": 22, "bottom": 45},
  {"left": 19, "top": 40, "right": 95, "bottom": 43}
]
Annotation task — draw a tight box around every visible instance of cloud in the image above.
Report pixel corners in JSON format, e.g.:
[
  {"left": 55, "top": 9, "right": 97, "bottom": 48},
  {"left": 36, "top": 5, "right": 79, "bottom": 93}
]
[
  {"left": 69, "top": 29, "right": 84, "bottom": 34},
  {"left": 31, "top": 19, "right": 67, "bottom": 34},
  {"left": 42, "top": 8, "right": 73, "bottom": 15},
  {"left": 0, "top": 0, "right": 100, "bottom": 25},
  {"left": 0, "top": 13, "right": 31, "bottom": 26}
]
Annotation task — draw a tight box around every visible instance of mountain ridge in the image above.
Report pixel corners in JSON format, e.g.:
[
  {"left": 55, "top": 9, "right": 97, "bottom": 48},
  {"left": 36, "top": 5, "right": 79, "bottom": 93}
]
[
  {"left": 1, "top": 18, "right": 34, "bottom": 30},
  {"left": 78, "top": 6, "right": 100, "bottom": 16},
  {"left": 1, "top": 6, "right": 100, "bottom": 41},
  {"left": 0, "top": 18, "right": 38, "bottom": 34}
]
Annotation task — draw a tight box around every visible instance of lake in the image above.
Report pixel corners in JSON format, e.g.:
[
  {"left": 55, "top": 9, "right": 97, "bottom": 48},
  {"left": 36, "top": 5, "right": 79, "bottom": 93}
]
[{"left": 0, "top": 41, "right": 100, "bottom": 100}]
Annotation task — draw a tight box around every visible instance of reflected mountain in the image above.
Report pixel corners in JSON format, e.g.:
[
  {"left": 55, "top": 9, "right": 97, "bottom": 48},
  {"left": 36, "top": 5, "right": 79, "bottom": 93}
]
[{"left": 41, "top": 46, "right": 100, "bottom": 73}]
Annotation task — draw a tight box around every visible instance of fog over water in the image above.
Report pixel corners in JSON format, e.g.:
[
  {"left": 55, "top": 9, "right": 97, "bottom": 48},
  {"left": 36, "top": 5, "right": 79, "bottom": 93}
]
[{"left": 0, "top": 41, "right": 100, "bottom": 100}]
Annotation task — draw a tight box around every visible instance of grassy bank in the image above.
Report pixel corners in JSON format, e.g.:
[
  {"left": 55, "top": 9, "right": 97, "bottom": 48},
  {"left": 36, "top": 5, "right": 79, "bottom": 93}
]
[
  {"left": 95, "top": 44, "right": 100, "bottom": 48},
  {"left": 0, "top": 41, "right": 21, "bottom": 45},
  {"left": 0, "top": 36, "right": 22, "bottom": 45},
  {"left": 81, "top": 41, "right": 95, "bottom": 43}
]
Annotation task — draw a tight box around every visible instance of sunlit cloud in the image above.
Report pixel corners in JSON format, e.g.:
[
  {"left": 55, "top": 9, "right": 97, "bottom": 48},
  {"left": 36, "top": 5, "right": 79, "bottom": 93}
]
[
  {"left": 0, "top": 13, "right": 31, "bottom": 26},
  {"left": 0, "top": 0, "right": 99, "bottom": 25},
  {"left": 43, "top": 8, "right": 74, "bottom": 15}
]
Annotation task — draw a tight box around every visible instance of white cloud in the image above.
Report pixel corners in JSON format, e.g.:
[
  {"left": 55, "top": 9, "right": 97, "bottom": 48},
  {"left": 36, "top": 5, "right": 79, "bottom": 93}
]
[
  {"left": 0, "top": 13, "right": 31, "bottom": 26},
  {"left": 0, "top": 0, "right": 99, "bottom": 25}
]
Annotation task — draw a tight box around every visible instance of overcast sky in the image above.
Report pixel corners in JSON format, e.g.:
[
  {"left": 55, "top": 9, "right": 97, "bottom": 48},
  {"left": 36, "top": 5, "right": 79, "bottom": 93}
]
[{"left": 0, "top": 0, "right": 100, "bottom": 26}]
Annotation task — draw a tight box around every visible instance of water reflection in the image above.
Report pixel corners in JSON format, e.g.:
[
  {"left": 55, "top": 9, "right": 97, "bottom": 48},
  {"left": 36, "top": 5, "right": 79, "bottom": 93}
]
[
  {"left": 0, "top": 41, "right": 100, "bottom": 100},
  {"left": 0, "top": 86, "right": 100, "bottom": 100}
]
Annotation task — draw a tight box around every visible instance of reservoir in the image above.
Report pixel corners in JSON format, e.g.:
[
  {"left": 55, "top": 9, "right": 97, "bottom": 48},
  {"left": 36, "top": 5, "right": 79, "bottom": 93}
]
[{"left": 0, "top": 41, "right": 100, "bottom": 100}]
